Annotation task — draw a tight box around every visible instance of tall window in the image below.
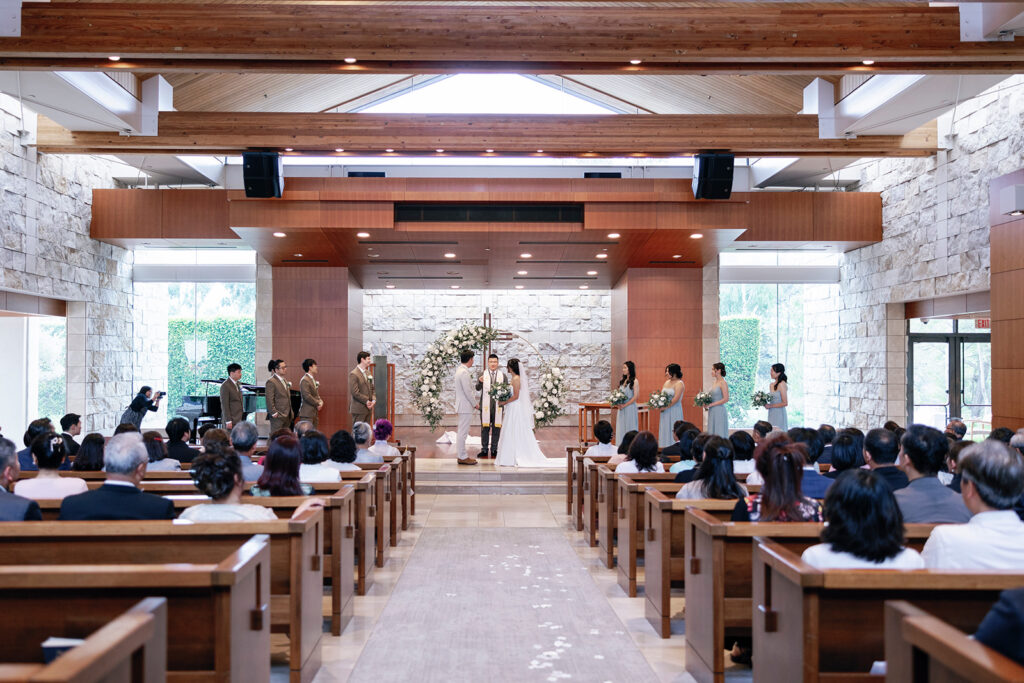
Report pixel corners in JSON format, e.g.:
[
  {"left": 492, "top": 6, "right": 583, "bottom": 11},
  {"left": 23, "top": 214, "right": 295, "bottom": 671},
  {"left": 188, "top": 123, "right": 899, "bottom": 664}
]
[{"left": 32, "top": 317, "right": 67, "bottom": 425}]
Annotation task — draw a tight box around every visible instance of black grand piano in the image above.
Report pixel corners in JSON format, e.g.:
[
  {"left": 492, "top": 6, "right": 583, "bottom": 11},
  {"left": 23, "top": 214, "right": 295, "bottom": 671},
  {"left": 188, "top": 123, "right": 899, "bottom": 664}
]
[{"left": 175, "top": 379, "right": 299, "bottom": 438}]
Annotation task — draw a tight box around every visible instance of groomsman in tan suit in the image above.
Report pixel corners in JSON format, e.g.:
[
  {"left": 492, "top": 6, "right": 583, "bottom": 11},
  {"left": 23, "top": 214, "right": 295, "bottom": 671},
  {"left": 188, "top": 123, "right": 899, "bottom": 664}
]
[
  {"left": 265, "top": 359, "right": 293, "bottom": 433},
  {"left": 349, "top": 351, "right": 375, "bottom": 427},
  {"left": 298, "top": 358, "right": 324, "bottom": 429},
  {"left": 219, "top": 362, "right": 246, "bottom": 430}
]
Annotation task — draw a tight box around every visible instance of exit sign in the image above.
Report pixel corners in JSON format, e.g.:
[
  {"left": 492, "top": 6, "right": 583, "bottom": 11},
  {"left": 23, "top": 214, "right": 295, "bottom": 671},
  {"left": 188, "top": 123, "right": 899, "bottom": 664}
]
[{"left": 977, "top": 319, "right": 990, "bottom": 329}]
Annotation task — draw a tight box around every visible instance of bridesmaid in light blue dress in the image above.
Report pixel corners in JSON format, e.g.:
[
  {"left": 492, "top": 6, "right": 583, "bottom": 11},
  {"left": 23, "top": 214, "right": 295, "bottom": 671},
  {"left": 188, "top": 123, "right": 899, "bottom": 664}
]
[
  {"left": 705, "top": 362, "right": 730, "bottom": 438},
  {"left": 766, "top": 363, "right": 789, "bottom": 431},
  {"left": 616, "top": 361, "right": 639, "bottom": 446},
  {"left": 658, "top": 364, "right": 685, "bottom": 447}
]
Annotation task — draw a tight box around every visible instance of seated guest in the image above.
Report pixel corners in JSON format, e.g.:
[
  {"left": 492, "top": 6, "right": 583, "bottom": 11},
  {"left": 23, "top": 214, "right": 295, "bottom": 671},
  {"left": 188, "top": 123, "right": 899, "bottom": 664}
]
[
  {"left": 71, "top": 433, "right": 105, "bottom": 471},
  {"left": 59, "top": 433, "right": 175, "bottom": 520},
  {"left": 583, "top": 420, "right": 618, "bottom": 458},
  {"left": 837, "top": 427, "right": 865, "bottom": 467},
  {"left": 973, "top": 588, "right": 1024, "bottom": 666},
  {"left": 939, "top": 439, "right": 972, "bottom": 490},
  {"left": 352, "top": 422, "right": 382, "bottom": 464},
  {"left": 944, "top": 418, "right": 967, "bottom": 441},
  {"left": 817, "top": 423, "right": 836, "bottom": 464},
  {"left": 676, "top": 436, "right": 747, "bottom": 500},
  {"left": 142, "top": 431, "right": 181, "bottom": 471},
  {"left": 228, "top": 422, "right": 264, "bottom": 481},
  {"left": 732, "top": 434, "right": 823, "bottom": 522},
  {"left": 0, "top": 437, "right": 42, "bottom": 520},
  {"left": 325, "top": 430, "right": 361, "bottom": 471},
  {"left": 607, "top": 430, "right": 638, "bottom": 468},
  {"left": 676, "top": 433, "right": 710, "bottom": 483},
  {"left": 661, "top": 420, "right": 698, "bottom": 458},
  {"left": 369, "top": 419, "right": 401, "bottom": 458},
  {"left": 14, "top": 433, "right": 87, "bottom": 500},
  {"left": 251, "top": 435, "right": 313, "bottom": 496},
  {"left": 802, "top": 469, "right": 923, "bottom": 569},
  {"left": 19, "top": 418, "right": 55, "bottom": 472},
  {"left": 668, "top": 429, "right": 700, "bottom": 474},
  {"left": 182, "top": 451, "right": 323, "bottom": 522},
  {"left": 883, "top": 420, "right": 902, "bottom": 432},
  {"left": 895, "top": 424, "right": 971, "bottom": 523},
  {"left": 922, "top": 439, "right": 1024, "bottom": 569},
  {"left": 989, "top": 426, "right": 1014, "bottom": 444},
  {"left": 614, "top": 431, "right": 664, "bottom": 473},
  {"left": 862, "top": 427, "right": 908, "bottom": 491},
  {"left": 1011, "top": 430, "right": 1024, "bottom": 458},
  {"left": 165, "top": 417, "right": 199, "bottom": 463},
  {"left": 752, "top": 420, "right": 773, "bottom": 444},
  {"left": 729, "top": 430, "right": 756, "bottom": 475},
  {"left": 269, "top": 427, "right": 293, "bottom": 441},
  {"left": 823, "top": 433, "right": 860, "bottom": 480},
  {"left": 298, "top": 430, "right": 341, "bottom": 482},
  {"left": 294, "top": 420, "right": 315, "bottom": 438},
  {"left": 59, "top": 413, "right": 82, "bottom": 456},
  {"left": 113, "top": 423, "right": 139, "bottom": 435},
  {"left": 789, "top": 427, "right": 831, "bottom": 498}
]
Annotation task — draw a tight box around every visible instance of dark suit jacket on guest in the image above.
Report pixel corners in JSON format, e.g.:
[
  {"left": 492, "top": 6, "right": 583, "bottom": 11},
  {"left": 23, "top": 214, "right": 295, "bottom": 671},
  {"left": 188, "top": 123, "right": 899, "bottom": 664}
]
[
  {"left": 871, "top": 465, "right": 909, "bottom": 491},
  {"left": 974, "top": 588, "right": 1024, "bottom": 665},
  {"left": 59, "top": 483, "right": 175, "bottom": 521},
  {"left": 167, "top": 440, "right": 200, "bottom": 464},
  {"left": 818, "top": 444, "right": 833, "bottom": 465},
  {"left": 219, "top": 378, "right": 246, "bottom": 427},
  {"left": 800, "top": 468, "right": 833, "bottom": 499},
  {"left": 674, "top": 468, "right": 698, "bottom": 484},
  {"left": 61, "top": 433, "right": 80, "bottom": 456},
  {"left": 0, "top": 487, "right": 42, "bottom": 521},
  {"left": 661, "top": 441, "right": 684, "bottom": 460}
]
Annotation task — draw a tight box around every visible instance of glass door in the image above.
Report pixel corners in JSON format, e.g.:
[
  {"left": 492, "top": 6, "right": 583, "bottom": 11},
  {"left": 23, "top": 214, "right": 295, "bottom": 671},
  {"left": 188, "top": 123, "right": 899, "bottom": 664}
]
[
  {"left": 907, "top": 319, "right": 991, "bottom": 431},
  {"left": 909, "top": 339, "right": 952, "bottom": 429}
]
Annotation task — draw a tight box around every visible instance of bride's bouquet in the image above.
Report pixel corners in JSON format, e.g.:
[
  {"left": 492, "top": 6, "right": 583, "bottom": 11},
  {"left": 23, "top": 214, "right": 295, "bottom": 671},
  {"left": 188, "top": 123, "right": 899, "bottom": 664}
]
[
  {"left": 694, "top": 391, "right": 714, "bottom": 408},
  {"left": 609, "top": 388, "right": 629, "bottom": 406},
  {"left": 648, "top": 391, "right": 672, "bottom": 409},
  {"left": 750, "top": 390, "right": 772, "bottom": 408},
  {"left": 489, "top": 382, "right": 513, "bottom": 402}
]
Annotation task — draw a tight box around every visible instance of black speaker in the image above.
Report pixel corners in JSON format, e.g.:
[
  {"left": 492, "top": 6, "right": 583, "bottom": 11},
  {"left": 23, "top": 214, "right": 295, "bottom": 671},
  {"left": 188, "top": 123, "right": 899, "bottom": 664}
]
[
  {"left": 348, "top": 171, "right": 386, "bottom": 178},
  {"left": 584, "top": 172, "right": 622, "bottom": 179},
  {"left": 692, "top": 153, "right": 734, "bottom": 199},
  {"left": 242, "top": 152, "right": 283, "bottom": 198}
]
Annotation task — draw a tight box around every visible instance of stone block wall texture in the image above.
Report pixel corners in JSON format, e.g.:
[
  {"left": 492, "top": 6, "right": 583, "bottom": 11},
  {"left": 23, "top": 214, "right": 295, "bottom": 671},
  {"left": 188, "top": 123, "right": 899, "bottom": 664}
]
[
  {"left": 363, "top": 289, "right": 612, "bottom": 427},
  {"left": 801, "top": 75, "right": 1024, "bottom": 429},
  {"left": 131, "top": 284, "right": 170, "bottom": 429},
  {"left": 0, "top": 95, "right": 134, "bottom": 432}
]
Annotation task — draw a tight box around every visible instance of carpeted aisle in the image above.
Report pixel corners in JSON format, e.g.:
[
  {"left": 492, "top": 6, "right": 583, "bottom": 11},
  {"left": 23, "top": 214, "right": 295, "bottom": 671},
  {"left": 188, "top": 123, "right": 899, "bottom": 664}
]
[{"left": 349, "top": 528, "right": 657, "bottom": 682}]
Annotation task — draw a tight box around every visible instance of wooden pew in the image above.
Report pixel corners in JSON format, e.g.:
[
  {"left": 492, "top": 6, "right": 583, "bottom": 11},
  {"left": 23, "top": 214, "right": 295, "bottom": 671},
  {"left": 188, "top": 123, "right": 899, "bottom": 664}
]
[
  {"left": 571, "top": 448, "right": 607, "bottom": 529},
  {"left": 682, "top": 511, "right": 936, "bottom": 683},
  {"left": 358, "top": 458, "right": 402, "bottom": 546},
  {"left": 0, "top": 597, "right": 166, "bottom": 683},
  {"left": 751, "top": 538, "right": 1024, "bottom": 683},
  {"left": 612, "top": 473, "right": 685, "bottom": 595},
  {"left": 642, "top": 490, "right": 741, "bottom": 637},
  {"left": 0, "top": 513, "right": 323, "bottom": 683},
  {"left": 884, "top": 600, "right": 1024, "bottom": 683},
  {"left": 0, "top": 535, "right": 271, "bottom": 683}
]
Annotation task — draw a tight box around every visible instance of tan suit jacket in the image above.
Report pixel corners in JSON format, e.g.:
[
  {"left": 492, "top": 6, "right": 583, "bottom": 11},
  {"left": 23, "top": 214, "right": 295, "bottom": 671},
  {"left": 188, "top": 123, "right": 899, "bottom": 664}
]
[
  {"left": 349, "top": 367, "right": 373, "bottom": 423},
  {"left": 298, "top": 374, "right": 322, "bottom": 421},
  {"left": 265, "top": 375, "right": 293, "bottom": 429},
  {"left": 219, "top": 378, "right": 245, "bottom": 427}
]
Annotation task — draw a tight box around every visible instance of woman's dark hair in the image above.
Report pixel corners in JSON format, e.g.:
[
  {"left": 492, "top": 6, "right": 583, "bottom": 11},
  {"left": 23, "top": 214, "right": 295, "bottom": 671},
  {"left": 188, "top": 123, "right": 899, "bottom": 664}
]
[
  {"left": 694, "top": 436, "right": 746, "bottom": 499},
  {"left": 830, "top": 433, "right": 861, "bottom": 472},
  {"left": 256, "top": 435, "right": 304, "bottom": 495},
  {"left": 329, "top": 430, "right": 357, "bottom": 464},
  {"left": 201, "top": 428, "right": 231, "bottom": 455},
  {"left": 840, "top": 427, "right": 865, "bottom": 465},
  {"left": 30, "top": 432, "right": 67, "bottom": 470},
  {"left": 300, "top": 430, "right": 329, "bottom": 464},
  {"left": 138, "top": 386, "right": 152, "bottom": 396},
  {"left": 269, "top": 428, "right": 292, "bottom": 442},
  {"left": 883, "top": 420, "right": 902, "bottom": 432},
  {"left": 302, "top": 358, "right": 317, "bottom": 372},
  {"left": 267, "top": 359, "right": 284, "bottom": 373},
  {"left": 506, "top": 358, "right": 520, "bottom": 376},
  {"left": 691, "top": 432, "right": 712, "bottom": 463},
  {"left": 617, "top": 430, "right": 638, "bottom": 455},
  {"left": 674, "top": 420, "right": 697, "bottom": 440},
  {"left": 627, "top": 431, "right": 660, "bottom": 472},
  {"left": 677, "top": 429, "right": 700, "bottom": 461},
  {"left": 712, "top": 361, "right": 727, "bottom": 377},
  {"left": 752, "top": 421, "right": 773, "bottom": 439},
  {"left": 191, "top": 451, "right": 243, "bottom": 501},
  {"left": 460, "top": 350, "right": 475, "bottom": 364},
  {"left": 620, "top": 361, "right": 636, "bottom": 390},
  {"left": 373, "top": 419, "right": 393, "bottom": 442},
  {"left": 771, "top": 363, "right": 787, "bottom": 390},
  {"left": 114, "top": 423, "right": 139, "bottom": 435},
  {"left": 142, "top": 431, "right": 167, "bottom": 462},
  {"left": 665, "top": 363, "right": 682, "bottom": 379},
  {"left": 754, "top": 434, "right": 807, "bottom": 521},
  {"left": 23, "top": 418, "right": 52, "bottom": 447},
  {"left": 821, "top": 469, "right": 906, "bottom": 562},
  {"left": 73, "top": 433, "right": 105, "bottom": 471},
  {"left": 729, "top": 430, "right": 756, "bottom": 461},
  {"left": 593, "top": 420, "right": 613, "bottom": 445}
]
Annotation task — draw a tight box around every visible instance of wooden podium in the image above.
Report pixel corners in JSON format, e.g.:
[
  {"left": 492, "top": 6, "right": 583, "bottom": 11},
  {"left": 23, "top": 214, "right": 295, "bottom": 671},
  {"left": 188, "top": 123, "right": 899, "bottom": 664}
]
[{"left": 578, "top": 402, "right": 652, "bottom": 445}]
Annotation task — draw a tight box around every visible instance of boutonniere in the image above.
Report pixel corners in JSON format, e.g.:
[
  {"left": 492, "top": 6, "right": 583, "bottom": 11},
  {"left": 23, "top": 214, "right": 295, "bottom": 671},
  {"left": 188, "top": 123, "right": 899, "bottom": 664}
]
[{"left": 315, "top": 380, "right": 320, "bottom": 388}]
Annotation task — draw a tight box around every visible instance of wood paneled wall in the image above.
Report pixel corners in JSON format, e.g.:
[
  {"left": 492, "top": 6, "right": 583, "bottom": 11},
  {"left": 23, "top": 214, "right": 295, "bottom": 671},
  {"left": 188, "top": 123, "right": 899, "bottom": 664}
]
[
  {"left": 611, "top": 268, "right": 704, "bottom": 438},
  {"left": 990, "top": 169, "right": 1024, "bottom": 431},
  {"left": 271, "top": 267, "right": 363, "bottom": 433}
]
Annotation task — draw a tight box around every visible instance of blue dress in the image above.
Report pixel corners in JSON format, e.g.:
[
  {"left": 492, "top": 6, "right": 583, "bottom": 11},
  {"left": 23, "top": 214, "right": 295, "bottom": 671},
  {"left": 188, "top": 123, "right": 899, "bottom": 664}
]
[
  {"left": 767, "top": 387, "right": 788, "bottom": 431},
  {"left": 707, "top": 384, "right": 729, "bottom": 437},
  {"left": 616, "top": 384, "right": 638, "bottom": 446},
  {"left": 658, "top": 387, "right": 684, "bottom": 447}
]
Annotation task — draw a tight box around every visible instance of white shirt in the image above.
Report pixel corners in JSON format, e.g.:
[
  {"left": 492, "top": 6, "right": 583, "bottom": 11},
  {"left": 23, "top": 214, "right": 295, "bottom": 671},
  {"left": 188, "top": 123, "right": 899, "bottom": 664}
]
[
  {"left": 583, "top": 443, "right": 618, "bottom": 458},
  {"left": 369, "top": 440, "right": 400, "bottom": 458},
  {"left": 614, "top": 460, "right": 665, "bottom": 474},
  {"left": 675, "top": 479, "right": 748, "bottom": 500},
  {"left": 733, "top": 460, "right": 756, "bottom": 474},
  {"left": 802, "top": 544, "right": 925, "bottom": 570},
  {"left": 298, "top": 463, "right": 342, "bottom": 483},
  {"left": 922, "top": 510, "right": 1024, "bottom": 569},
  {"left": 179, "top": 503, "right": 278, "bottom": 522},
  {"left": 746, "top": 469, "right": 764, "bottom": 486},
  {"left": 323, "top": 461, "right": 362, "bottom": 472}
]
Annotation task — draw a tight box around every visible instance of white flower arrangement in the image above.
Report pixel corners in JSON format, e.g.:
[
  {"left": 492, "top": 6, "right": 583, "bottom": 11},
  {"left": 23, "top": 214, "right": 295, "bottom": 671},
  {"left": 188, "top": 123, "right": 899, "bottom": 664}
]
[
  {"left": 694, "top": 391, "right": 713, "bottom": 408},
  {"left": 532, "top": 361, "right": 568, "bottom": 428},
  {"left": 609, "top": 388, "right": 628, "bottom": 406},
  {"left": 751, "top": 390, "right": 771, "bottom": 408},
  {"left": 648, "top": 390, "right": 672, "bottom": 409}
]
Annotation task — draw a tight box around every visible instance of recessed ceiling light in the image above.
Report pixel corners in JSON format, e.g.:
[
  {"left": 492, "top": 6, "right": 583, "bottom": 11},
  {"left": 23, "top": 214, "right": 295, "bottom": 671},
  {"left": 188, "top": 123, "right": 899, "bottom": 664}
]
[
  {"left": 515, "top": 285, "right": 524, "bottom": 289},
  {"left": 690, "top": 233, "right": 704, "bottom": 239},
  {"left": 672, "top": 254, "right": 682, "bottom": 259},
  {"left": 517, "top": 270, "right": 528, "bottom": 275},
  {"left": 344, "top": 57, "right": 358, "bottom": 64},
  {"left": 356, "top": 232, "right": 370, "bottom": 238},
  {"left": 579, "top": 285, "right": 589, "bottom": 290},
  {"left": 436, "top": 148, "right": 445, "bottom": 153},
  {"left": 108, "top": 55, "right": 121, "bottom": 62},
  {"left": 385, "top": 284, "right": 396, "bottom": 289},
  {"left": 444, "top": 252, "right": 456, "bottom": 258},
  {"left": 596, "top": 253, "right": 608, "bottom": 259},
  {"left": 485, "top": 149, "right": 494, "bottom": 153},
  {"left": 284, "top": 147, "right": 293, "bottom": 152},
  {"left": 370, "top": 253, "right": 380, "bottom": 258},
  {"left": 629, "top": 59, "right": 642, "bottom": 65},
  {"left": 862, "top": 60, "right": 875, "bottom": 66},
  {"left": 385, "top": 148, "right": 394, "bottom": 153},
  {"left": 273, "top": 232, "right": 286, "bottom": 238},
  {"left": 536, "top": 149, "right": 544, "bottom": 153},
  {"left": 293, "top": 253, "right": 303, "bottom": 257},
  {"left": 520, "top": 253, "right": 532, "bottom": 258},
  {"left": 587, "top": 270, "right": 598, "bottom": 275},
  {"left": 607, "top": 233, "right": 620, "bottom": 239},
  {"left": 335, "top": 148, "right": 344, "bottom": 152},
  {"left": 450, "top": 285, "right": 461, "bottom": 289}
]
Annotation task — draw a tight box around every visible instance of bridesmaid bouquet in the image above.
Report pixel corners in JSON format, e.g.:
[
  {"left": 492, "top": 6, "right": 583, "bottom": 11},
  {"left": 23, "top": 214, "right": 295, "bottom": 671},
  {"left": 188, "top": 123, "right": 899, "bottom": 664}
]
[
  {"left": 609, "top": 389, "right": 629, "bottom": 406},
  {"left": 648, "top": 391, "right": 672, "bottom": 409},
  {"left": 489, "top": 382, "right": 513, "bottom": 402},
  {"left": 750, "top": 390, "right": 772, "bottom": 408},
  {"left": 694, "top": 391, "right": 713, "bottom": 408}
]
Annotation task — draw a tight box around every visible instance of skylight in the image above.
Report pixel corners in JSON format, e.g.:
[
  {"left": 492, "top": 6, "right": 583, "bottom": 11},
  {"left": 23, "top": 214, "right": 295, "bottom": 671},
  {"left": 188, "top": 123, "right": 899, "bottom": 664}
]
[{"left": 359, "top": 74, "right": 616, "bottom": 115}]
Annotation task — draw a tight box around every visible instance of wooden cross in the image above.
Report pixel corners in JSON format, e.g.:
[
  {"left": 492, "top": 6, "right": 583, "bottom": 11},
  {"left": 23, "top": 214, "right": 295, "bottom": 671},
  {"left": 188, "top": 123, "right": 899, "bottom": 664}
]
[{"left": 482, "top": 308, "right": 513, "bottom": 360}]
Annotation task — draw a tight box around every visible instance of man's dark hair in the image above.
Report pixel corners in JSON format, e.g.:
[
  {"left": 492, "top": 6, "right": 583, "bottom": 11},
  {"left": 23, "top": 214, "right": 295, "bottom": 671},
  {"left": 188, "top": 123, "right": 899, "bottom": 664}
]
[
  {"left": 593, "top": 420, "right": 613, "bottom": 445},
  {"left": 729, "top": 430, "right": 756, "bottom": 461},
  {"left": 226, "top": 362, "right": 242, "bottom": 374},
  {"left": 837, "top": 427, "right": 865, "bottom": 467},
  {"left": 988, "top": 427, "right": 1014, "bottom": 444},
  {"left": 753, "top": 421, "right": 773, "bottom": 439},
  {"left": 864, "top": 427, "right": 899, "bottom": 465},
  {"left": 267, "top": 359, "right": 284, "bottom": 373},
  {"left": 59, "top": 413, "right": 81, "bottom": 432},
  {"left": 959, "top": 440, "right": 1024, "bottom": 509},
  {"left": 691, "top": 433, "right": 712, "bottom": 464},
  {"left": 165, "top": 417, "right": 191, "bottom": 444},
  {"left": 900, "top": 424, "right": 949, "bottom": 476},
  {"left": 23, "top": 418, "right": 52, "bottom": 447},
  {"left": 459, "top": 350, "right": 474, "bottom": 364},
  {"left": 787, "top": 427, "right": 824, "bottom": 464},
  {"left": 883, "top": 421, "right": 902, "bottom": 432},
  {"left": 830, "top": 434, "right": 861, "bottom": 472},
  {"left": 488, "top": 353, "right": 498, "bottom": 360},
  {"left": 356, "top": 351, "right": 371, "bottom": 363},
  {"left": 113, "top": 423, "right": 139, "bottom": 435},
  {"left": 197, "top": 423, "right": 217, "bottom": 439},
  {"left": 821, "top": 469, "right": 906, "bottom": 563},
  {"left": 302, "top": 358, "right": 317, "bottom": 372},
  {"left": 817, "top": 424, "right": 837, "bottom": 445}
]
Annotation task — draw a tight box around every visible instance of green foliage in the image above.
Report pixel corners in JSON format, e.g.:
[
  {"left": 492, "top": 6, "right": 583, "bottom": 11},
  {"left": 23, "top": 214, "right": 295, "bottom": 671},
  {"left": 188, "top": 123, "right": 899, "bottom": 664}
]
[
  {"left": 167, "top": 317, "right": 255, "bottom": 415},
  {"left": 720, "top": 316, "right": 761, "bottom": 424}
]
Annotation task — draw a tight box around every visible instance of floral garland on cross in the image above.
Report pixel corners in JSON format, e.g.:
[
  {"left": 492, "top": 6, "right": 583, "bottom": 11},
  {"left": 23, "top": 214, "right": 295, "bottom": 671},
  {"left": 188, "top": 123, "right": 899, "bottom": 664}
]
[{"left": 410, "top": 323, "right": 568, "bottom": 430}]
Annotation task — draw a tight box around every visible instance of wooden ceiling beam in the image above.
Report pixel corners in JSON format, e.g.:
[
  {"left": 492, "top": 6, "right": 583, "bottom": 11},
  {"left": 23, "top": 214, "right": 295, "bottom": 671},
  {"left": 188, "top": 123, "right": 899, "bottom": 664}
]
[
  {"left": 1, "top": 3, "right": 1022, "bottom": 75},
  {"left": 36, "top": 112, "right": 938, "bottom": 157}
]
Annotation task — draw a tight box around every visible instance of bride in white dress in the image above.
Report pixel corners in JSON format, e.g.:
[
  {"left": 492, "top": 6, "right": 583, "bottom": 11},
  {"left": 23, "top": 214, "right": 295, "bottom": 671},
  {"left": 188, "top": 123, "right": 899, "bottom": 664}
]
[{"left": 495, "top": 358, "right": 566, "bottom": 469}]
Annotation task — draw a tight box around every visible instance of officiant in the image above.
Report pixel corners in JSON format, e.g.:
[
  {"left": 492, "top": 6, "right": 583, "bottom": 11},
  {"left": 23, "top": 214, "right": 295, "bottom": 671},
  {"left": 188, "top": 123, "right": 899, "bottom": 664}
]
[{"left": 476, "top": 353, "right": 507, "bottom": 459}]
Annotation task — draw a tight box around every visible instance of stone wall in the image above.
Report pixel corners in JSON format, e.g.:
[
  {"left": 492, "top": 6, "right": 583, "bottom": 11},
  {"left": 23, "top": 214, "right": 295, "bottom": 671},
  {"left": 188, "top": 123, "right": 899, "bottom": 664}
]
[
  {"left": 363, "top": 289, "right": 612, "bottom": 426},
  {"left": 0, "top": 94, "right": 134, "bottom": 432},
  {"left": 130, "top": 284, "right": 170, "bottom": 428},
  {"left": 801, "top": 75, "right": 1024, "bottom": 429}
]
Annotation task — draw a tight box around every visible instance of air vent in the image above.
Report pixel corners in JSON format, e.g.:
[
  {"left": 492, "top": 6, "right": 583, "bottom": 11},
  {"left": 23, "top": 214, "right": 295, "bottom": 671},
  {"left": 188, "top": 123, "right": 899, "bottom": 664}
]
[
  {"left": 519, "top": 240, "right": 614, "bottom": 246},
  {"left": 372, "top": 259, "right": 461, "bottom": 265},
  {"left": 516, "top": 260, "right": 604, "bottom": 264},
  {"left": 649, "top": 260, "right": 696, "bottom": 265},
  {"left": 381, "top": 276, "right": 463, "bottom": 280},
  {"left": 348, "top": 171, "right": 386, "bottom": 178},
  {"left": 282, "top": 259, "right": 329, "bottom": 263},
  {"left": 360, "top": 240, "right": 459, "bottom": 246},
  {"left": 584, "top": 172, "right": 622, "bottom": 179},
  {"left": 395, "top": 204, "right": 583, "bottom": 223},
  {"left": 513, "top": 276, "right": 598, "bottom": 281}
]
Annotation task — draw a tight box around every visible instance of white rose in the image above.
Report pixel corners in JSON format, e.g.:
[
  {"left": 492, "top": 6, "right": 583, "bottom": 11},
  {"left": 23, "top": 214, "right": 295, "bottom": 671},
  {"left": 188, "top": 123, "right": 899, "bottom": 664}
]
[{"left": 535, "top": 411, "right": 544, "bottom": 419}]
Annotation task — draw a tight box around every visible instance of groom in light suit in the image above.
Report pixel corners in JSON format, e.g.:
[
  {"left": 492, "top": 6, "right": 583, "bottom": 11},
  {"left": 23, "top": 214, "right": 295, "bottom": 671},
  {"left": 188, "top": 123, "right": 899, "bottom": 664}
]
[{"left": 454, "top": 350, "right": 479, "bottom": 466}]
